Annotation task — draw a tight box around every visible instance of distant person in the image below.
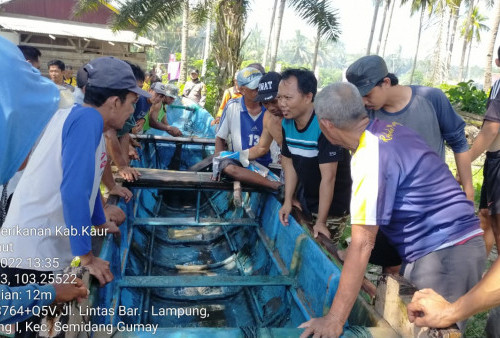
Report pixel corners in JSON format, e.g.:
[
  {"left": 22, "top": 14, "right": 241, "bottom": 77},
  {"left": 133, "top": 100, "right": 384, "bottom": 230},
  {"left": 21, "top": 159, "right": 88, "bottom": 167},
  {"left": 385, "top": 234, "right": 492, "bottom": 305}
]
[
  {"left": 64, "top": 64, "right": 77, "bottom": 87},
  {"left": 145, "top": 83, "right": 183, "bottom": 136},
  {"left": 17, "top": 45, "right": 41, "bottom": 69},
  {"left": 298, "top": 82, "right": 485, "bottom": 337},
  {"left": 213, "top": 71, "right": 242, "bottom": 125},
  {"left": 346, "top": 55, "right": 473, "bottom": 274},
  {"left": 183, "top": 69, "right": 206, "bottom": 107},
  {"left": 48, "top": 59, "right": 74, "bottom": 92}
]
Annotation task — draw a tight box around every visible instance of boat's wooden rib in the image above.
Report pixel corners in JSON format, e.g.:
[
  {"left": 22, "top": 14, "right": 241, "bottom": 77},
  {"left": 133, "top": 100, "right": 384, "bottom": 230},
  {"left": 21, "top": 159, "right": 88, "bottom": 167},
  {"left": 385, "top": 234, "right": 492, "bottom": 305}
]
[
  {"left": 117, "top": 275, "right": 296, "bottom": 288},
  {"left": 133, "top": 217, "right": 259, "bottom": 227},
  {"left": 133, "top": 134, "right": 215, "bottom": 145},
  {"left": 116, "top": 168, "right": 266, "bottom": 192}
]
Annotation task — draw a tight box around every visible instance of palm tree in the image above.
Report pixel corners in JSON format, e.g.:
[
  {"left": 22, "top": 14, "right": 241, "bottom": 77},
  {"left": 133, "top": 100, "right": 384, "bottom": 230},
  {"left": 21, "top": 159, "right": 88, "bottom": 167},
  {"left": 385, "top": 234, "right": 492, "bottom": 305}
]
[
  {"left": 376, "top": 0, "right": 391, "bottom": 54},
  {"left": 402, "top": 0, "right": 433, "bottom": 84},
  {"left": 270, "top": 0, "right": 286, "bottom": 71},
  {"left": 444, "top": 0, "right": 462, "bottom": 81},
  {"left": 262, "top": 0, "right": 278, "bottom": 68},
  {"left": 179, "top": 0, "right": 189, "bottom": 84},
  {"left": 484, "top": 0, "right": 500, "bottom": 91},
  {"left": 382, "top": 0, "right": 396, "bottom": 57},
  {"left": 74, "top": 0, "right": 249, "bottom": 109},
  {"left": 367, "top": 0, "right": 383, "bottom": 55},
  {"left": 461, "top": 6, "right": 489, "bottom": 80},
  {"left": 458, "top": 0, "right": 476, "bottom": 81},
  {"left": 268, "top": 0, "right": 341, "bottom": 71},
  {"left": 430, "top": 0, "right": 449, "bottom": 85}
]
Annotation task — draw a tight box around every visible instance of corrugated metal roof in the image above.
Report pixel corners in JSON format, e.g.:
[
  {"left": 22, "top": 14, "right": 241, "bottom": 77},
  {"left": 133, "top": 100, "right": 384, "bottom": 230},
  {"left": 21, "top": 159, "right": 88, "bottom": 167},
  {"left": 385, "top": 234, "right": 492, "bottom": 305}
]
[{"left": 0, "top": 14, "right": 155, "bottom": 46}]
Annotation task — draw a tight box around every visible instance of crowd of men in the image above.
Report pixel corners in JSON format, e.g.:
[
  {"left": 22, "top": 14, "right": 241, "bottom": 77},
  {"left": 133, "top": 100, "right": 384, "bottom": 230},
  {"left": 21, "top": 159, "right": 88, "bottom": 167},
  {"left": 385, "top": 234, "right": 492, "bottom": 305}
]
[{"left": 2, "top": 33, "right": 500, "bottom": 338}]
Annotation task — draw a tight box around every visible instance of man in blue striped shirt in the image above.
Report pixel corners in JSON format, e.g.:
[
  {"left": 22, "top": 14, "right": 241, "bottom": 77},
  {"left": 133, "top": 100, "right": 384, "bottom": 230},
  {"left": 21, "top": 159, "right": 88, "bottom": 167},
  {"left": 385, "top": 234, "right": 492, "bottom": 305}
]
[{"left": 277, "top": 69, "right": 351, "bottom": 241}]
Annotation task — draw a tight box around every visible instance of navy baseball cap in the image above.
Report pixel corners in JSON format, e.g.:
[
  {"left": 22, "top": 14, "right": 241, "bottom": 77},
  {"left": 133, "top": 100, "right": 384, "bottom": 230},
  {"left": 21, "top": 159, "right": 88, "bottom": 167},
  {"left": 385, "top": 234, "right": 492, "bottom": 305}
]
[
  {"left": 84, "top": 57, "right": 151, "bottom": 98},
  {"left": 255, "top": 72, "right": 281, "bottom": 102},
  {"left": 346, "top": 55, "right": 388, "bottom": 96}
]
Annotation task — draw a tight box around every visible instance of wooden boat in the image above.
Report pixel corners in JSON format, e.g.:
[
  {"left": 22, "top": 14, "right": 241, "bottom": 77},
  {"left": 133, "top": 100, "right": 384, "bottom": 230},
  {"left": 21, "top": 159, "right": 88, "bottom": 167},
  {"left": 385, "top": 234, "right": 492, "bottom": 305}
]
[{"left": 82, "top": 134, "right": 460, "bottom": 338}]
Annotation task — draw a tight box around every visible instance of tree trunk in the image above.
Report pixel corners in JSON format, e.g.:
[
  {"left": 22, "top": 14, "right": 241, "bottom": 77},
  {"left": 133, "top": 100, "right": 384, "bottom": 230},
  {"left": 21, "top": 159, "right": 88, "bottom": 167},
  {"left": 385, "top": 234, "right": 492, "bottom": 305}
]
[
  {"left": 430, "top": 6, "right": 447, "bottom": 85},
  {"left": 270, "top": 0, "right": 286, "bottom": 71},
  {"left": 201, "top": 7, "right": 212, "bottom": 77},
  {"left": 459, "top": 0, "right": 475, "bottom": 81},
  {"left": 367, "top": 0, "right": 382, "bottom": 55},
  {"left": 466, "top": 38, "right": 472, "bottom": 80},
  {"left": 382, "top": 0, "right": 395, "bottom": 57},
  {"left": 179, "top": 0, "right": 189, "bottom": 84},
  {"left": 376, "top": 0, "right": 390, "bottom": 55},
  {"left": 410, "top": 6, "right": 425, "bottom": 84},
  {"left": 445, "top": 3, "right": 461, "bottom": 81},
  {"left": 262, "top": 0, "right": 278, "bottom": 68},
  {"left": 212, "top": 0, "right": 246, "bottom": 110},
  {"left": 312, "top": 27, "right": 320, "bottom": 72},
  {"left": 484, "top": 0, "right": 500, "bottom": 91}
]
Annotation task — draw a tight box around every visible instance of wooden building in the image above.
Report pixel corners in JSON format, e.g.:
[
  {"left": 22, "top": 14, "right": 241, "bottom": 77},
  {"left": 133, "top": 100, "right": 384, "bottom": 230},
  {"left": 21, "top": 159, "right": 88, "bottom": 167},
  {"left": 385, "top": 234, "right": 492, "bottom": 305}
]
[{"left": 0, "top": 0, "right": 155, "bottom": 75}]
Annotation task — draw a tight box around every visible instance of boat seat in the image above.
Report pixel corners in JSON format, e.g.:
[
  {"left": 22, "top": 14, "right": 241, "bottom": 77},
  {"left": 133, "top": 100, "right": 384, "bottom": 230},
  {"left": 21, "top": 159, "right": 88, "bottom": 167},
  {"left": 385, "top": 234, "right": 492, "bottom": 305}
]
[
  {"left": 133, "top": 217, "right": 259, "bottom": 227},
  {"left": 117, "top": 168, "right": 269, "bottom": 192},
  {"left": 117, "top": 275, "right": 297, "bottom": 288}
]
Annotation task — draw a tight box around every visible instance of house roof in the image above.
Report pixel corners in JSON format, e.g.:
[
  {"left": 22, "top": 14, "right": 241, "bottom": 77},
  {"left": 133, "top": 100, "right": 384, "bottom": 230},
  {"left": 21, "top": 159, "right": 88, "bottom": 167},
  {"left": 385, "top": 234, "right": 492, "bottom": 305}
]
[
  {"left": 0, "top": 0, "right": 116, "bottom": 25},
  {"left": 0, "top": 13, "right": 155, "bottom": 46}
]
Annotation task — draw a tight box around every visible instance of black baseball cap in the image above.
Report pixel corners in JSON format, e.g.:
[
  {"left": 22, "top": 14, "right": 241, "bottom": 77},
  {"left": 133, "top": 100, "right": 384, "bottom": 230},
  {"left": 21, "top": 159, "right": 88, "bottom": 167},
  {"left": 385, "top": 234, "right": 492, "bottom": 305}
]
[
  {"left": 84, "top": 56, "right": 151, "bottom": 97},
  {"left": 255, "top": 71, "right": 281, "bottom": 102},
  {"left": 346, "top": 55, "right": 388, "bottom": 96}
]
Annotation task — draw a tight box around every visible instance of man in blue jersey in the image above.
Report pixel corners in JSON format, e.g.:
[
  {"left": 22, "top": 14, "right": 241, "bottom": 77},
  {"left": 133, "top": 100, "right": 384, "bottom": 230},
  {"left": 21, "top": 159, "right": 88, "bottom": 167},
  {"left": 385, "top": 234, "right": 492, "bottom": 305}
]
[
  {"left": 277, "top": 69, "right": 351, "bottom": 241},
  {"left": 0, "top": 57, "right": 151, "bottom": 294},
  {"left": 214, "top": 67, "right": 281, "bottom": 190},
  {"left": 298, "top": 82, "right": 485, "bottom": 338}
]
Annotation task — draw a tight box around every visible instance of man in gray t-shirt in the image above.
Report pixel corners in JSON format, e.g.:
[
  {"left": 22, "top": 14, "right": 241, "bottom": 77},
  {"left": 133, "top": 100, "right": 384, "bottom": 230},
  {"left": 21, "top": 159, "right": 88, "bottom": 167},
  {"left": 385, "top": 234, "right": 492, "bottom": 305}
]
[
  {"left": 346, "top": 55, "right": 473, "bottom": 273},
  {"left": 346, "top": 55, "right": 472, "bottom": 201}
]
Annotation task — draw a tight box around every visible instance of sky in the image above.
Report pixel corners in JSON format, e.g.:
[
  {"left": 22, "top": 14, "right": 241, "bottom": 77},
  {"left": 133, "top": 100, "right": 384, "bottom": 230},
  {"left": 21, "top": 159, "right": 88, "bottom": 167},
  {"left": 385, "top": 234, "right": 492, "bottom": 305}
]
[{"left": 245, "top": 0, "right": 499, "bottom": 70}]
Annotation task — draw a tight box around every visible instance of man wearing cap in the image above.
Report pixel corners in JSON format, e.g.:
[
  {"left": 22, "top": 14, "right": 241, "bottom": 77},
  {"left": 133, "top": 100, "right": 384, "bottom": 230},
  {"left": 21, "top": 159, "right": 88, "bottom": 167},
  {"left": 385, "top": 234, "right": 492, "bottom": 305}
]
[
  {"left": 214, "top": 67, "right": 280, "bottom": 190},
  {"left": 278, "top": 69, "right": 351, "bottom": 242},
  {"left": 183, "top": 69, "right": 206, "bottom": 107},
  {"left": 249, "top": 71, "right": 284, "bottom": 161},
  {"left": 346, "top": 55, "right": 473, "bottom": 273},
  {"left": 298, "top": 82, "right": 484, "bottom": 337},
  {"left": 146, "top": 83, "right": 183, "bottom": 136},
  {"left": 0, "top": 57, "right": 151, "bottom": 293}
]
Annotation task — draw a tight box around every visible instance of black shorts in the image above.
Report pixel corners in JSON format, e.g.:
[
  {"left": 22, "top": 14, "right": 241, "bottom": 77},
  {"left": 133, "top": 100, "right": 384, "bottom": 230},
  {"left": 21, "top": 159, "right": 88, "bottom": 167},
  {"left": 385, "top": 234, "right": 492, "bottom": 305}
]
[
  {"left": 369, "top": 230, "right": 402, "bottom": 267},
  {"left": 479, "top": 150, "right": 500, "bottom": 215}
]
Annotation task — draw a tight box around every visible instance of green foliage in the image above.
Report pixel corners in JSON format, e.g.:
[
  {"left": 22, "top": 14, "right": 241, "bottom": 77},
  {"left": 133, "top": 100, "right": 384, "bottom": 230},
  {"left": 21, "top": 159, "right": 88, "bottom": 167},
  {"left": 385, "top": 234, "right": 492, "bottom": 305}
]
[
  {"left": 444, "top": 80, "right": 487, "bottom": 115},
  {"left": 318, "top": 68, "right": 342, "bottom": 88}
]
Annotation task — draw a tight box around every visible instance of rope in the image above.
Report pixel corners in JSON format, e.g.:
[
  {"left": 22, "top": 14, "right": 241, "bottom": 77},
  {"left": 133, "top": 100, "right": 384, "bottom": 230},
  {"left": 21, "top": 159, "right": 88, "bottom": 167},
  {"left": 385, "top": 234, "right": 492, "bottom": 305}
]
[{"left": 0, "top": 182, "right": 8, "bottom": 226}]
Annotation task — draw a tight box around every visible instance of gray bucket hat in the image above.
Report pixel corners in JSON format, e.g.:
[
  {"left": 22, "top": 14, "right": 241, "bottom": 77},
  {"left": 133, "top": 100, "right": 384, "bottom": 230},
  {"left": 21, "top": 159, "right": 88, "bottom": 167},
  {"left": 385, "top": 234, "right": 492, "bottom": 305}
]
[{"left": 346, "top": 55, "right": 388, "bottom": 96}]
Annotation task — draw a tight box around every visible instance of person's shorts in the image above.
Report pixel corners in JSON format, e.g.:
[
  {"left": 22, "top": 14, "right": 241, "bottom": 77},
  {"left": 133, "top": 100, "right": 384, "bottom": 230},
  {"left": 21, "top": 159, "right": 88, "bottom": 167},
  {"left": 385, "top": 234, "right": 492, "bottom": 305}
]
[
  {"left": 312, "top": 213, "right": 349, "bottom": 243},
  {"left": 368, "top": 230, "right": 402, "bottom": 267},
  {"left": 479, "top": 149, "right": 500, "bottom": 215}
]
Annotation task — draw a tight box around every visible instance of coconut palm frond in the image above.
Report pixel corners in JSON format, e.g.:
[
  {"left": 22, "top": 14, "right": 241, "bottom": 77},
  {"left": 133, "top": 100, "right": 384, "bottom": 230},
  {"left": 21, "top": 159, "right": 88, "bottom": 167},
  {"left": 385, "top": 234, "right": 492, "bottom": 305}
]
[
  {"left": 288, "top": 0, "right": 341, "bottom": 42},
  {"left": 75, "top": 0, "right": 184, "bottom": 34}
]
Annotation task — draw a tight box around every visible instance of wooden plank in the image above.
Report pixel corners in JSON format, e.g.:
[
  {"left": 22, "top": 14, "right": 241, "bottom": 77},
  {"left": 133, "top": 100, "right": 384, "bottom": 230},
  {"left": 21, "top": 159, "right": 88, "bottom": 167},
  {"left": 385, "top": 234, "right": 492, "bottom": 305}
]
[
  {"left": 374, "top": 274, "right": 461, "bottom": 337},
  {"left": 133, "top": 217, "right": 259, "bottom": 227},
  {"left": 118, "top": 275, "right": 295, "bottom": 288},
  {"left": 116, "top": 168, "right": 265, "bottom": 192},
  {"left": 133, "top": 134, "right": 215, "bottom": 145}
]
